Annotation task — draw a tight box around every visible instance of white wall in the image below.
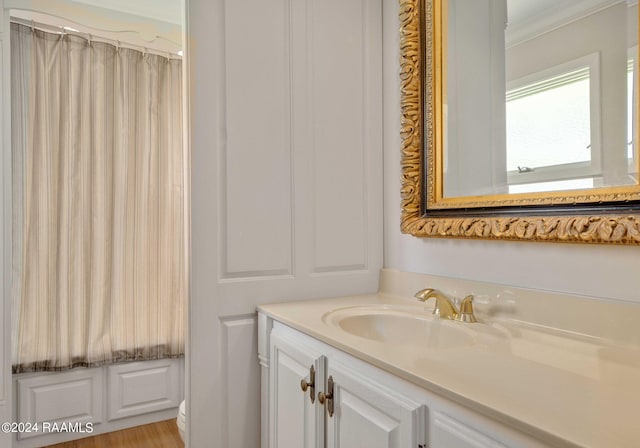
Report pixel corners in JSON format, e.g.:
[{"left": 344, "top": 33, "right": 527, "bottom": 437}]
[
  {"left": 383, "top": 0, "right": 640, "bottom": 305},
  {"left": 188, "top": 0, "right": 383, "bottom": 445}
]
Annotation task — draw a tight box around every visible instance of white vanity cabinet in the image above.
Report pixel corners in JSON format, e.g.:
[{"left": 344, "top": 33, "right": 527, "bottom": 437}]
[
  {"left": 268, "top": 326, "right": 326, "bottom": 448},
  {"left": 324, "top": 359, "right": 426, "bottom": 448},
  {"left": 425, "top": 405, "right": 548, "bottom": 448},
  {"left": 264, "top": 319, "right": 426, "bottom": 448},
  {"left": 259, "top": 314, "right": 548, "bottom": 448}
]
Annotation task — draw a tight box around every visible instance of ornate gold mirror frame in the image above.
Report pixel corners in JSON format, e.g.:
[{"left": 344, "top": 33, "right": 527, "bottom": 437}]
[{"left": 399, "top": 0, "right": 640, "bottom": 244}]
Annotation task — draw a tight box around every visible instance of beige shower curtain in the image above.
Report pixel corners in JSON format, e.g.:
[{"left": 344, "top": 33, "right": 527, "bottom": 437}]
[{"left": 11, "top": 23, "right": 186, "bottom": 373}]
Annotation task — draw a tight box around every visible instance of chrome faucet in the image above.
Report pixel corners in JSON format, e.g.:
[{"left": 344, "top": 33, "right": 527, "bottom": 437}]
[{"left": 414, "top": 288, "right": 477, "bottom": 323}]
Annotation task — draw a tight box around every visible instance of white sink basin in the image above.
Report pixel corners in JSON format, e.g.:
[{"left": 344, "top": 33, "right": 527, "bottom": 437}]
[{"left": 322, "top": 305, "right": 481, "bottom": 349}]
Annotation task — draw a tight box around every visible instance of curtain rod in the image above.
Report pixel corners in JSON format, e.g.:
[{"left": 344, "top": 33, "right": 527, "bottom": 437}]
[{"left": 10, "top": 17, "right": 182, "bottom": 59}]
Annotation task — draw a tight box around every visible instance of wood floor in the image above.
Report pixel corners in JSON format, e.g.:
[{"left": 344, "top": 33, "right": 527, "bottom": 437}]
[{"left": 44, "top": 420, "right": 184, "bottom": 448}]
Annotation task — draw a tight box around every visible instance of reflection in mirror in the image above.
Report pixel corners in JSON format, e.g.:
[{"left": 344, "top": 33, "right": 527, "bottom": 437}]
[{"left": 443, "top": 0, "right": 638, "bottom": 198}]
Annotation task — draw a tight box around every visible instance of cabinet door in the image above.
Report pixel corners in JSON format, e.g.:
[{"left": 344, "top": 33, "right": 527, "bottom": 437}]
[
  {"left": 325, "top": 361, "right": 426, "bottom": 448},
  {"left": 270, "top": 328, "right": 326, "bottom": 448},
  {"left": 430, "top": 410, "right": 547, "bottom": 448},
  {"left": 431, "top": 411, "right": 509, "bottom": 448}
]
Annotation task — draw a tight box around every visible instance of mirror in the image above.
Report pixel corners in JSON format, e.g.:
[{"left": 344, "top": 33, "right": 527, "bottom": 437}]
[{"left": 399, "top": 0, "right": 640, "bottom": 244}]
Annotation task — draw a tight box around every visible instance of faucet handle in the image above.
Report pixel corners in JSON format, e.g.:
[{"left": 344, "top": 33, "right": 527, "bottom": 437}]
[
  {"left": 455, "top": 295, "right": 477, "bottom": 323},
  {"left": 414, "top": 288, "right": 435, "bottom": 301}
]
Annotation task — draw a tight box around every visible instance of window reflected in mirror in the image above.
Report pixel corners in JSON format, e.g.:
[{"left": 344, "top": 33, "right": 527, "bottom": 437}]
[{"left": 442, "top": 0, "right": 639, "bottom": 198}]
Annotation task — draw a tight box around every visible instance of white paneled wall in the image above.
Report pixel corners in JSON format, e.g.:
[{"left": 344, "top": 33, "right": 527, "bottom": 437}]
[
  {"left": 188, "top": 0, "right": 383, "bottom": 446},
  {"left": 13, "top": 359, "right": 184, "bottom": 448}
]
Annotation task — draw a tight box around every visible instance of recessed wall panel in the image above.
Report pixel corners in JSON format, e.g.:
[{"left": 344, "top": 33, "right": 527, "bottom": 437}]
[
  {"left": 107, "top": 359, "right": 180, "bottom": 420},
  {"left": 221, "top": 315, "right": 260, "bottom": 447},
  {"left": 223, "top": 0, "right": 293, "bottom": 278},
  {"left": 17, "top": 369, "right": 103, "bottom": 439},
  {"left": 310, "top": 0, "right": 380, "bottom": 272}
]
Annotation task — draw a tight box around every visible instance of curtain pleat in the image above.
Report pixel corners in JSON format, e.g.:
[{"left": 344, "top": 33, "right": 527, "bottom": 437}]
[{"left": 11, "top": 23, "right": 185, "bottom": 373}]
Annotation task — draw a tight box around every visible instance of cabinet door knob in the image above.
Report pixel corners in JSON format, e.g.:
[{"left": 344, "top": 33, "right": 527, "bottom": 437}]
[
  {"left": 317, "top": 391, "right": 332, "bottom": 403},
  {"left": 318, "top": 376, "right": 335, "bottom": 417},
  {"left": 300, "top": 365, "right": 315, "bottom": 403}
]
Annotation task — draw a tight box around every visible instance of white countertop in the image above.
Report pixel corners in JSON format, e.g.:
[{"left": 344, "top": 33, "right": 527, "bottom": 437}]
[{"left": 258, "top": 292, "right": 640, "bottom": 448}]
